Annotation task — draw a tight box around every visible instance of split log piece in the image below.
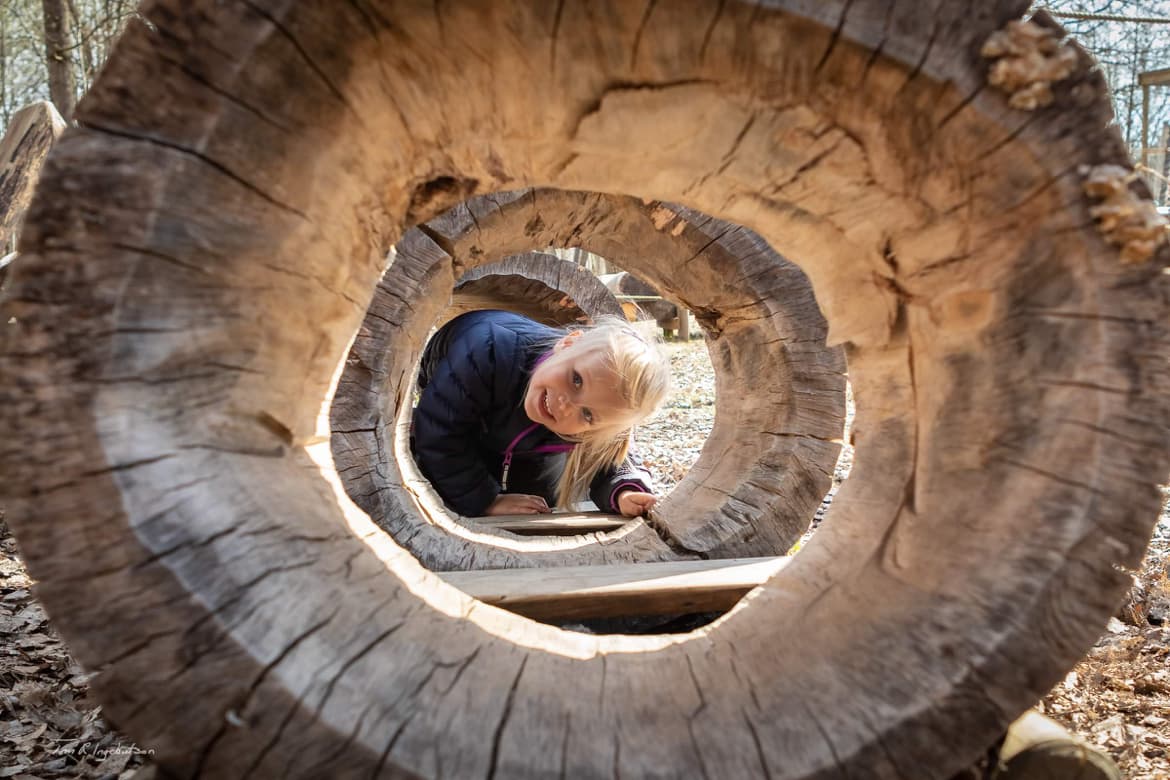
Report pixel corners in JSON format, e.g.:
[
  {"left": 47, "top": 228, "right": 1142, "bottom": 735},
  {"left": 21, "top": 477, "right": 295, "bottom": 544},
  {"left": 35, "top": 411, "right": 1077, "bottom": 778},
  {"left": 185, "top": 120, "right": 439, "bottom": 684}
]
[{"left": 0, "top": 101, "right": 65, "bottom": 268}]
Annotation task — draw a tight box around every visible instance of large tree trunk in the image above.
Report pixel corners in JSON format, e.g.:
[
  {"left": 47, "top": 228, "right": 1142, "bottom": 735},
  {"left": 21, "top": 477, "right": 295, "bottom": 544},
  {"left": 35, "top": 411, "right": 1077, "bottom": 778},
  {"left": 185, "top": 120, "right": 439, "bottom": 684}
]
[
  {"left": 2, "top": 2, "right": 1169, "bottom": 778},
  {"left": 40, "top": 0, "right": 76, "bottom": 121}
]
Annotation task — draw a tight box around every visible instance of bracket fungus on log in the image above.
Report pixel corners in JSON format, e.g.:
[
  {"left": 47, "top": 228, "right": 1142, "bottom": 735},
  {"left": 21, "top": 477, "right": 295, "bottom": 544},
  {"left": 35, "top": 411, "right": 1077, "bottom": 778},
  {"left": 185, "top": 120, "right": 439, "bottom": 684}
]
[
  {"left": 330, "top": 188, "right": 845, "bottom": 571},
  {"left": 1, "top": 1, "right": 1169, "bottom": 778}
]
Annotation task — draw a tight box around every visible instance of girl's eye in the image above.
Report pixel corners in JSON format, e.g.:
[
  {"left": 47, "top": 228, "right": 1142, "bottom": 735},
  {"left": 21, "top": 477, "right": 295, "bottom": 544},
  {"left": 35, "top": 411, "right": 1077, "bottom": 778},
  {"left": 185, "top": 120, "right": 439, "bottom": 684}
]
[
  {"left": 582, "top": 408, "right": 594, "bottom": 424},
  {"left": 572, "top": 370, "right": 582, "bottom": 388}
]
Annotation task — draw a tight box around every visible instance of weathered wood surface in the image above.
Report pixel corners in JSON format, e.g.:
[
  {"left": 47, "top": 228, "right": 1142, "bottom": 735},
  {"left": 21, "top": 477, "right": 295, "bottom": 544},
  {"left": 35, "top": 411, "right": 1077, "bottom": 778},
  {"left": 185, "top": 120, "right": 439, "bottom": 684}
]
[
  {"left": 0, "top": 253, "right": 15, "bottom": 291},
  {"left": 600, "top": 270, "right": 679, "bottom": 325},
  {"left": 997, "top": 711, "right": 1122, "bottom": 780},
  {"left": 441, "top": 556, "right": 789, "bottom": 620},
  {"left": 471, "top": 512, "right": 630, "bottom": 535},
  {"left": 2, "top": 1, "right": 1169, "bottom": 779},
  {"left": 333, "top": 188, "right": 846, "bottom": 571},
  {"left": 0, "top": 101, "right": 65, "bottom": 263},
  {"left": 448, "top": 250, "right": 625, "bottom": 327}
]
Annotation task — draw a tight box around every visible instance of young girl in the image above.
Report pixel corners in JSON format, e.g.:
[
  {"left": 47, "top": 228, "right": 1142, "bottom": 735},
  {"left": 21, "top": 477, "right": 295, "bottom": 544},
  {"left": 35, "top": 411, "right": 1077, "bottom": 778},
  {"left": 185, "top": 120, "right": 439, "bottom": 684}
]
[{"left": 411, "top": 309, "right": 671, "bottom": 518}]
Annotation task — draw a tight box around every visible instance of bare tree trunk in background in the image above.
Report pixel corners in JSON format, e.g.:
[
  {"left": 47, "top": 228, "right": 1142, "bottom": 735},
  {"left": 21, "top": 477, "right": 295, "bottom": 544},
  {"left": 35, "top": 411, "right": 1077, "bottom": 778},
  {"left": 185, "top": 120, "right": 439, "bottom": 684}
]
[
  {"left": 65, "top": 0, "right": 96, "bottom": 92},
  {"left": 1, "top": 11, "right": 8, "bottom": 128},
  {"left": 1123, "top": 32, "right": 1140, "bottom": 152},
  {"left": 41, "top": 0, "right": 75, "bottom": 121}
]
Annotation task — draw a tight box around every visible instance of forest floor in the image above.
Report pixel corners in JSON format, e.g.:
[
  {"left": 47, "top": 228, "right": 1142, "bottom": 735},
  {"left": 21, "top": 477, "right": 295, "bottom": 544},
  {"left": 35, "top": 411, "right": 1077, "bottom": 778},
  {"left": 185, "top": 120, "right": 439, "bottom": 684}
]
[{"left": 0, "top": 338, "right": 1168, "bottom": 778}]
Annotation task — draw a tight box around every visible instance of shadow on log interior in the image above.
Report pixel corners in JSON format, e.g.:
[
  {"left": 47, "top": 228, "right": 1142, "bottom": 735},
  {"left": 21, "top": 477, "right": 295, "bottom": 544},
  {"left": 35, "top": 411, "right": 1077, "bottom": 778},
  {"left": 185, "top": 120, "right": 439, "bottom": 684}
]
[
  {"left": 446, "top": 249, "right": 626, "bottom": 327},
  {"left": 1, "top": 2, "right": 1169, "bottom": 778}
]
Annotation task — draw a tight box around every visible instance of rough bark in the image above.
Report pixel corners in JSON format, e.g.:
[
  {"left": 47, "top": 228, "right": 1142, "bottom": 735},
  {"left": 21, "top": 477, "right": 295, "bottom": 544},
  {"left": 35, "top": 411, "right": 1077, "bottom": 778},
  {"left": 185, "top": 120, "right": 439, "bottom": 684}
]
[
  {"left": 2, "top": 1, "right": 1168, "bottom": 778},
  {"left": 40, "top": 0, "right": 76, "bottom": 121}
]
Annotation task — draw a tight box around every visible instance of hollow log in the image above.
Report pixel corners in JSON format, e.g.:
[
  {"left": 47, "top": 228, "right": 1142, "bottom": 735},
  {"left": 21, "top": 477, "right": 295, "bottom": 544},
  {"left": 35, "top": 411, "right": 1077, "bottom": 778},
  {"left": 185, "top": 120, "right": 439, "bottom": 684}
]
[
  {"left": 448, "top": 250, "right": 626, "bottom": 327},
  {"left": 332, "top": 188, "right": 845, "bottom": 570},
  {"left": 0, "top": 101, "right": 66, "bottom": 270},
  {"left": 2, "top": 2, "right": 1169, "bottom": 779}
]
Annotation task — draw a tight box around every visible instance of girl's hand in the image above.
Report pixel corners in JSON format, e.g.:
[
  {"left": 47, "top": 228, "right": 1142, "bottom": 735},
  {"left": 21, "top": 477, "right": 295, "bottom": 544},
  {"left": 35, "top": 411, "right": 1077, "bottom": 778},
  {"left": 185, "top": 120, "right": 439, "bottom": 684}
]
[
  {"left": 617, "top": 490, "right": 657, "bottom": 518},
  {"left": 486, "top": 493, "right": 550, "bottom": 515}
]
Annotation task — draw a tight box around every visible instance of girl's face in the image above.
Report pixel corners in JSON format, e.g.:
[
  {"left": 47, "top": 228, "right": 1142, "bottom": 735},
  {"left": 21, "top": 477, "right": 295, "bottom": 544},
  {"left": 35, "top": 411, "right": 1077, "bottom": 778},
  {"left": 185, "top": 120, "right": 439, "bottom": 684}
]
[{"left": 524, "top": 334, "right": 633, "bottom": 437}]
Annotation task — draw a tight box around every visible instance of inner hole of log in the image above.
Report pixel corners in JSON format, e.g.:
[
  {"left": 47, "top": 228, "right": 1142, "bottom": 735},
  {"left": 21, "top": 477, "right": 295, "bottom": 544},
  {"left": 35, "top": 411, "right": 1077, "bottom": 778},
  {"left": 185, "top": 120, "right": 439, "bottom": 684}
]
[
  {"left": 332, "top": 189, "right": 848, "bottom": 637},
  {"left": 416, "top": 248, "right": 716, "bottom": 522}
]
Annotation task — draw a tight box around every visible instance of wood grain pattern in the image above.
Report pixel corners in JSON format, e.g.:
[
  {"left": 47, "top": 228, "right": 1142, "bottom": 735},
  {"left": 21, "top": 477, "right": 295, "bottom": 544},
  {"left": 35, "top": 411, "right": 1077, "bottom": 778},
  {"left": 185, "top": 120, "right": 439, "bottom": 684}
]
[
  {"left": 332, "top": 187, "right": 847, "bottom": 569},
  {"left": 448, "top": 250, "right": 626, "bottom": 326},
  {"left": 470, "top": 512, "right": 630, "bottom": 535},
  {"left": 0, "top": 101, "right": 65, "bottom": 261},
  {"left": 1, "top": 1, "right": 1167, "bottom": 778},
  {"left": 441, "top": 556, "right": 789, "bottom": 620}
]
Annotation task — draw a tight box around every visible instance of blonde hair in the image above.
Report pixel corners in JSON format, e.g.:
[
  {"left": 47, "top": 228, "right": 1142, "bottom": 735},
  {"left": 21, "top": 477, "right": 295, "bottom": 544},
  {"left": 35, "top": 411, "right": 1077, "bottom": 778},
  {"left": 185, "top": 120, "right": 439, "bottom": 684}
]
[{"left": 548, "top": 316, "right": 672, "bottom": 509}]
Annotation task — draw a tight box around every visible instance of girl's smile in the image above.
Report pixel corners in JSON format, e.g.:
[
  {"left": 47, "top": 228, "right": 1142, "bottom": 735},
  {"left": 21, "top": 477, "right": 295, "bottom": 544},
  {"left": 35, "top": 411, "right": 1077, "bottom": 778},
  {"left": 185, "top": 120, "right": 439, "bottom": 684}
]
[{"left": 524, "top": 334, "right": 633, "bottom": 437}]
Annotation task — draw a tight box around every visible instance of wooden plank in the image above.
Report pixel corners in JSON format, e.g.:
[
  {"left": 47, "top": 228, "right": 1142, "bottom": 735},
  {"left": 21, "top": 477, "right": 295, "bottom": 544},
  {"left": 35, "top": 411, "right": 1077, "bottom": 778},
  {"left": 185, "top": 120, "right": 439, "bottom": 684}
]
[
  {"left": 1139, "top": 67, "right": 1170, "bottom": 87},
  {"left": 439, "top": 557, "right": 790, "bottom": 620},
  {"left": 471, "top": 512, "right": 629, "bottom": 535}
]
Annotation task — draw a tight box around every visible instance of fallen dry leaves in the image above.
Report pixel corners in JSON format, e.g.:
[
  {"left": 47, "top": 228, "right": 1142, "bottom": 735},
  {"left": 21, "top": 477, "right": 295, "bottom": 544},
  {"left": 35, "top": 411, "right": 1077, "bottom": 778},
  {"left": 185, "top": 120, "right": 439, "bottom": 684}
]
[{"left": 0, "top": 512, "right": 152, "bottom": 779}]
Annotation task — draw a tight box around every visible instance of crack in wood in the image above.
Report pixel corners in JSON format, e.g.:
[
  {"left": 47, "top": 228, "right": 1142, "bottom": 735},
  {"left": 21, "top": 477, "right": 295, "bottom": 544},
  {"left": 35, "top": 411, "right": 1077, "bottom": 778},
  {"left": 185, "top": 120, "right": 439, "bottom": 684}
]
[
  {"left": 549, "top": 0, "right": 566, "bottom": 78},
  {"left": 741, "top": 708, "right": 773, "bottom": 780},
  {"left": 815, "top": 0, "right": 856, "bottom": 74},
  {"left": 1037, "top": 378, "right": 1130, "bottom": 396},
  {"left": 240, "top": 0, "right": 361, "bottom": 118},
  {"left": 629, "top": 0, "right": 660, "bottom": 71},
  {"left": 697, "top": 0, "right": 728, "bottom": 66},
  {"left": 893, "top": 1, "right": 943, "bottom": 97},
  {"left": 152, "top": 44, "right": 294, "bottom": 134},
  {"left": 245, "top": 604, "right": 407, "bottom": 779},
  {"left": 858, "top": 0, "right": 896, "bottom": 88},
  {"left": 81, "top": 121, "right": 310, "bottom": 220},
  {"left": 801, "top": 699, "right": 851, "bottom": 780},
  {"left": 98, "top": 626, "right": 181, "bottom": 669},
  {"left": 129, "top": 525, "right": 240, "bottom": 574},
  {"left": 993, "top": 456, "right": 1109, "bottom": 498},
  {"left": 193, "top": 607, "right": 340, "bottom": 778},
  {"left": 111, "top": 241, "right": 216, "bottom": 278},
  {"left": 485, "top": 654, "right": 527, "bottom": 780}
]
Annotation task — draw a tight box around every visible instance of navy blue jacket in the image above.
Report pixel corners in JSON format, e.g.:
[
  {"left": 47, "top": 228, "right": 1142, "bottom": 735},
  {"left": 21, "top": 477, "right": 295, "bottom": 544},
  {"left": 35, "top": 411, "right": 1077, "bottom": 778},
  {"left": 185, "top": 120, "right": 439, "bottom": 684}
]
[{"left": 411, "top": 310, "right": 653, "bottom": 516}]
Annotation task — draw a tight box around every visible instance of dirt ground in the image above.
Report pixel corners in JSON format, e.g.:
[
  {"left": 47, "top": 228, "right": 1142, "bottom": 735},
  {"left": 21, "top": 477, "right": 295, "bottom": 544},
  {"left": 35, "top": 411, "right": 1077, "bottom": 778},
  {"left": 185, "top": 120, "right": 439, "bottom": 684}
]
[{"left": 0, "top": 338, "right": 1167, "bottom": 778}]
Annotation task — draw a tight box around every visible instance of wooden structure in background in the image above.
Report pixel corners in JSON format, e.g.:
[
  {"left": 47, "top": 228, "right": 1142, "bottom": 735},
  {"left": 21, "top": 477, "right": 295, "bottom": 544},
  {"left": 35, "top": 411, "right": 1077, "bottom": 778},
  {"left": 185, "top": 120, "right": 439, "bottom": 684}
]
[
  {"left": 1140, "top": 67, "right": 1170, "bottom": 176},
  {"left": 0, "top": 101, "right": 65, "bottom": 278}
]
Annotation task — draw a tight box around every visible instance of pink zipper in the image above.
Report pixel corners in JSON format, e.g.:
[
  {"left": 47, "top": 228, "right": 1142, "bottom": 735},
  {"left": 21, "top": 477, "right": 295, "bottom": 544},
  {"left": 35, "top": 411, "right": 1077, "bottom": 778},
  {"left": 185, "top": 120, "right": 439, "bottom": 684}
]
[
  {"left": 500, "top": 424, "right": 576, "bottom": 489},
  {"left": 501, "top": 423, "right": 540, "bottom": 490}
]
